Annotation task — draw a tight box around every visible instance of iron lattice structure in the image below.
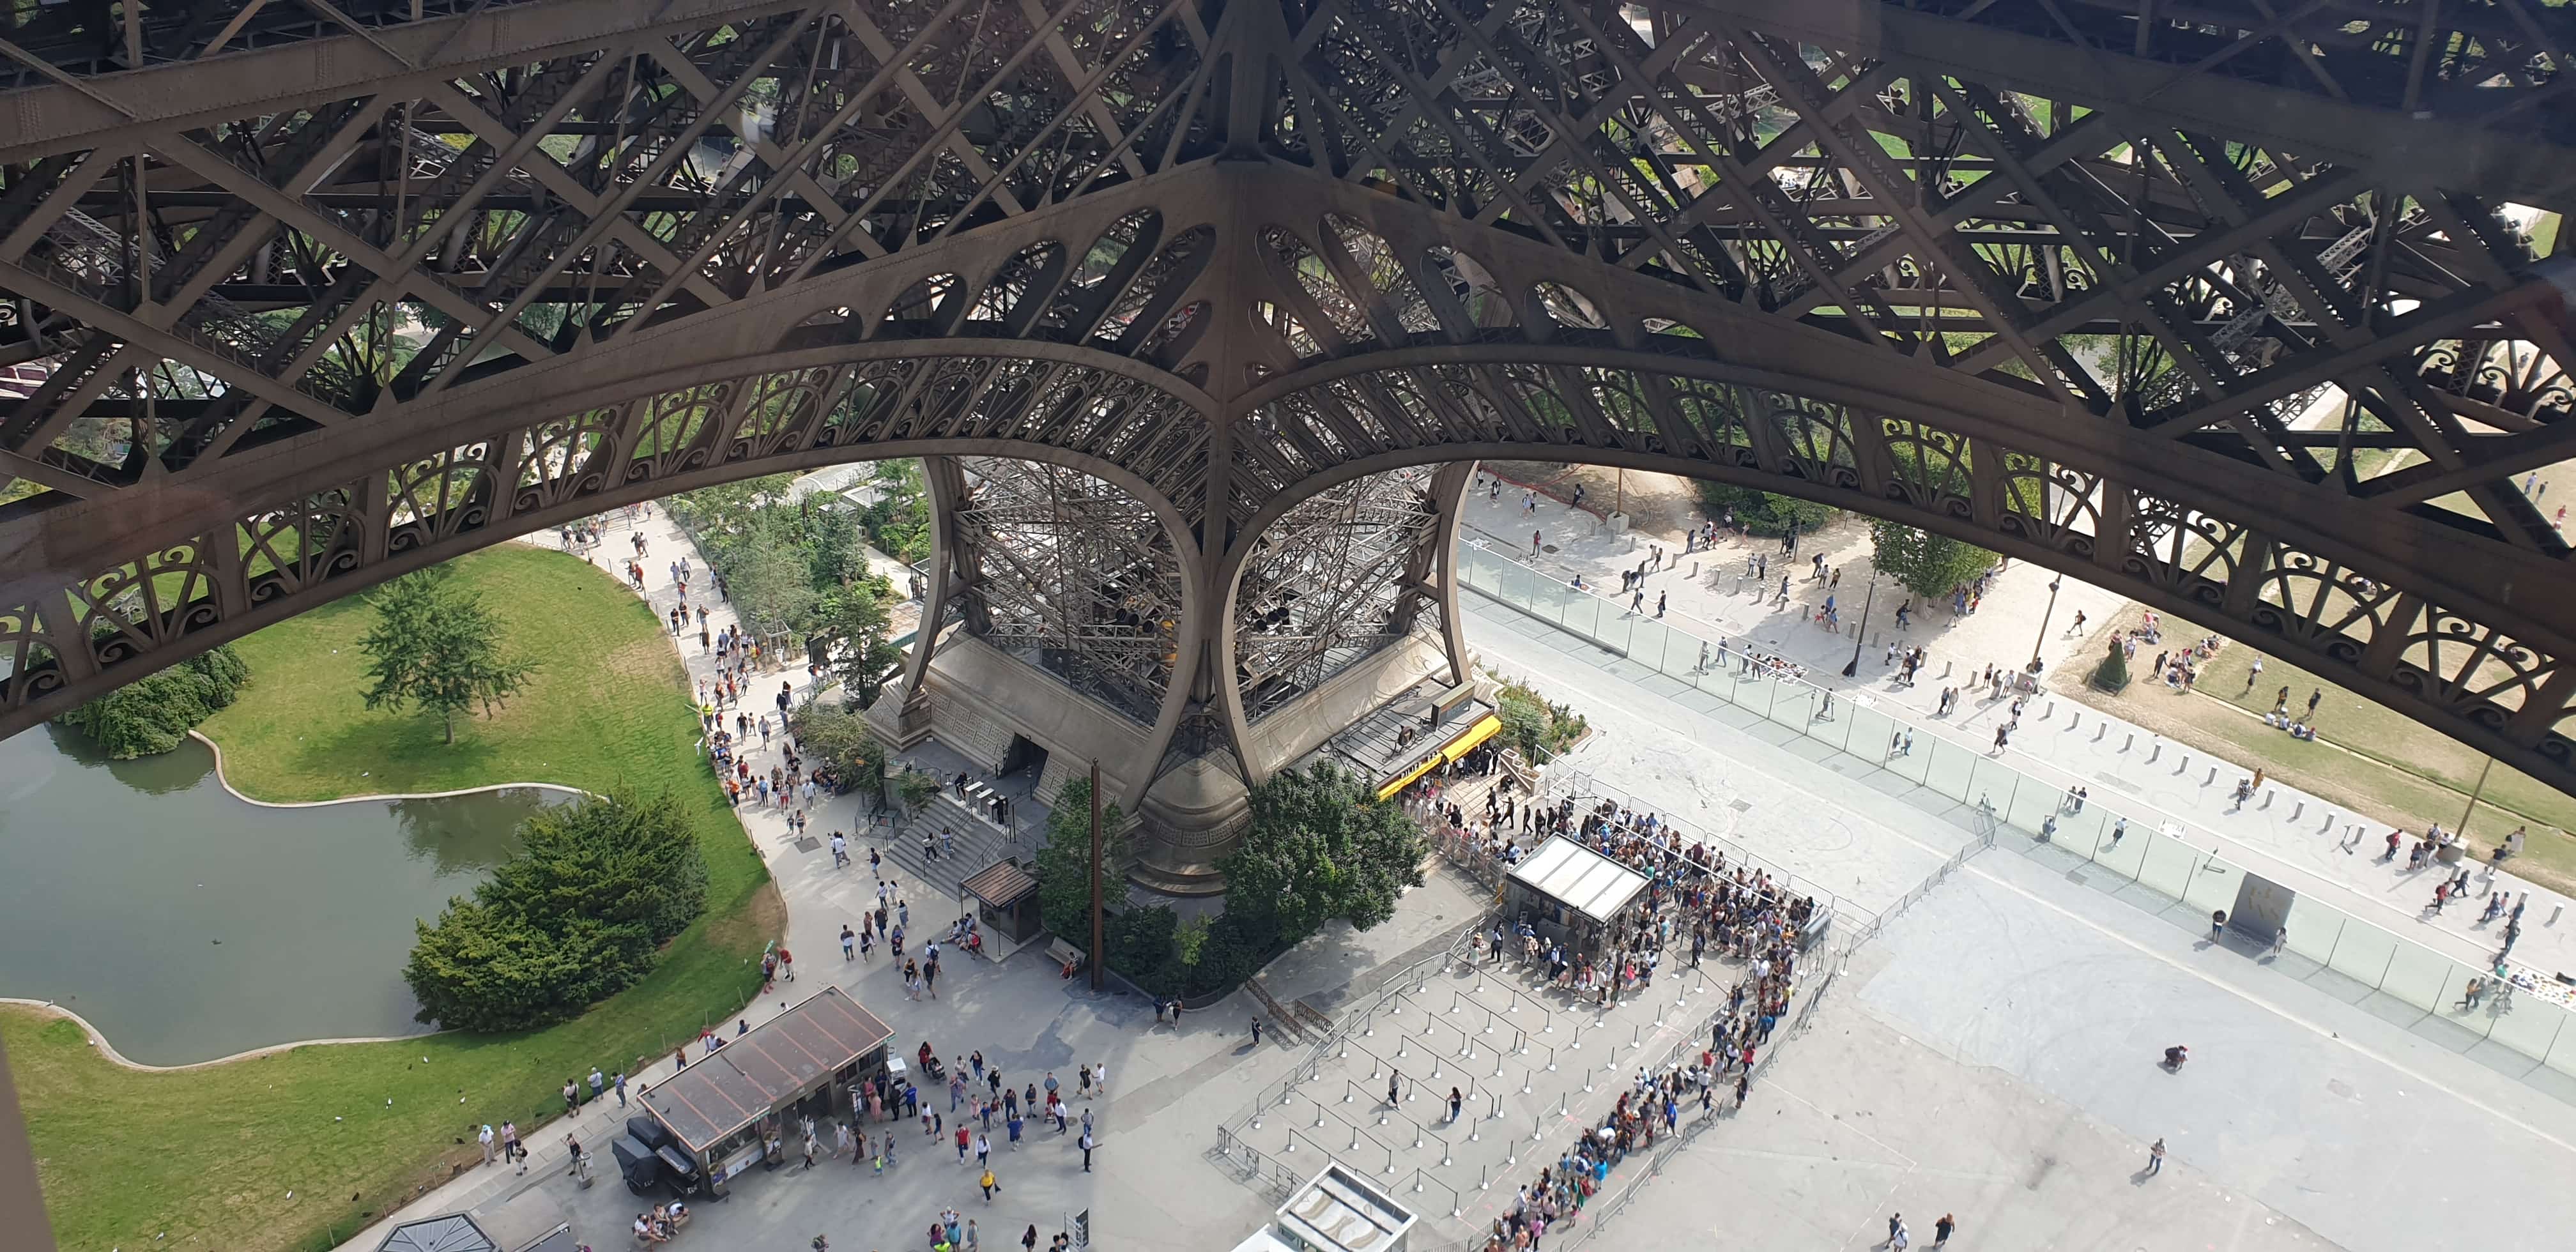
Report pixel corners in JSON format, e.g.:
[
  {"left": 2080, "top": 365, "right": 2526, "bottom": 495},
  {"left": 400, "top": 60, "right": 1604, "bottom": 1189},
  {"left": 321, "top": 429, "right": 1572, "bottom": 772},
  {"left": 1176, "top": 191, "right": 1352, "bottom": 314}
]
[
  {"left": 3, "top": 0, "right": 2576, "bottom": 796},
  {"left": 946, "top": 455, "right": 1184, "bottom": 725}
]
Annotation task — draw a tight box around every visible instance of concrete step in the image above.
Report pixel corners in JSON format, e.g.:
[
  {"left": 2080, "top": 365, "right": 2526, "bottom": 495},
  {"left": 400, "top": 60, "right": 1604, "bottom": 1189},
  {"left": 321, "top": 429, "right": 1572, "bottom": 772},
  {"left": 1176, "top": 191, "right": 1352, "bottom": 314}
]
[{"left": 871, "top": 793, "right": 1027, "bottom": 901}]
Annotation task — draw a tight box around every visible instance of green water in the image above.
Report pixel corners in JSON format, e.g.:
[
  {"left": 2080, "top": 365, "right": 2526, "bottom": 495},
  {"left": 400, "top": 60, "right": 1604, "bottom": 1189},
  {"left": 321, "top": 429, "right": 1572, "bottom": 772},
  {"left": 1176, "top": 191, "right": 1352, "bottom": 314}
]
[{"left": 0, "top": 725, "right": 568, "bottom": 1065}]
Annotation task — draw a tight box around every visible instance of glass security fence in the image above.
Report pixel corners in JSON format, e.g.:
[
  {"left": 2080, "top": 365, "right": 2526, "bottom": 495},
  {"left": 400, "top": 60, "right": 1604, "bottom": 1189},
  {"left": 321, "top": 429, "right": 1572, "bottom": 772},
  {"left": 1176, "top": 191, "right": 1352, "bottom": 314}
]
[{"left": 1455, "top": 540, "right": 2576, "bottom": 1076}]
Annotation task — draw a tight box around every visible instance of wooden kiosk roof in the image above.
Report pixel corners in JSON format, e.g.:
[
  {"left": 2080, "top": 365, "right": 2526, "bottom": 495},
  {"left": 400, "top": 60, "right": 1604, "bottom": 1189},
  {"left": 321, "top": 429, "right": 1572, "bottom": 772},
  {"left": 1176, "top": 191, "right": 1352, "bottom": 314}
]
[{"left": 641, "top": 986, "right": 891, "bottom": 1153}]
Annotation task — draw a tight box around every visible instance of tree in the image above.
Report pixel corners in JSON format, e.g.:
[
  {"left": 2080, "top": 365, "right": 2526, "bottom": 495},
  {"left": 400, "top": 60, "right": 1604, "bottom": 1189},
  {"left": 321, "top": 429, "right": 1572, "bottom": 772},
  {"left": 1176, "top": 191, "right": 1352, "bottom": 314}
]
[
  {"left": 1034, "top": 775, "right": 1126, "bottom": 942},
  {"left": 56, "top": 644, "right": 251, "bottom": 758},
  {"left": 402, "top": 791, "right": 709, "bottom": 1032},
  {"left": 357, "top": 567, "right": 537, "bottom": 744},
  {"left": 816, "top": 580, "right": 905, "bottom": 704},
  {"left": 2092, "top": 636, "right": 2132, "bottom": 693},
  {"left": 1867, "top": 519, "right": 1999, "bottom": 600},
  {"left": 484, "top": 792, "right": 708, "bottom": 945},
  {"left": 1692, "top": 482, "right": 1834, "bottom": 537},
  {"left": 1220, "top": 762, "right": 1427, "bottom": 952},
  {"left": 788, "top": 699, "right": 881, "bottom": 791},
  {"left": 724, "top": 525, "right": 820, "bottom": 641}
]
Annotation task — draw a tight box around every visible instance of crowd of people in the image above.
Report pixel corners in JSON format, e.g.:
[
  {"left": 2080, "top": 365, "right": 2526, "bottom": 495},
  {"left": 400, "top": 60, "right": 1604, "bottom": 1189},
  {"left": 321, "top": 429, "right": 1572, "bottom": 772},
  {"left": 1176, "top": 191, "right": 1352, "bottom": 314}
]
[{"left": 1426, "top": 786, "right": 1814, "bottom": 1252}]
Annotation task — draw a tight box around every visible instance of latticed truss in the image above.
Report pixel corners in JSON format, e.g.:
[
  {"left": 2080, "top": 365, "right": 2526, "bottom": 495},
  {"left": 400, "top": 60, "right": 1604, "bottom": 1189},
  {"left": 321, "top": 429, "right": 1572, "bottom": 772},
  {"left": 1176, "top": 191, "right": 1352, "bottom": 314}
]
[
  {"left": 1233, "top": 467, "right": 1450, "bottom": 722},
  {"left": 4, "top": 0, "right": 2576, "bottom": 797},
  {"left": 948, "top": 457, "right": 1182, "bottom": 724}
]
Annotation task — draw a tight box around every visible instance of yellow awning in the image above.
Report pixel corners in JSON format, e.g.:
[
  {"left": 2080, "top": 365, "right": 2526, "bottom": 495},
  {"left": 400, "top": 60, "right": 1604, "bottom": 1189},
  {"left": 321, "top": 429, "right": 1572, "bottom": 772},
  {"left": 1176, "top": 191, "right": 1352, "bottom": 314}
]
[
  {"left": 1375, "top": 713, "right": 1504, "bottom": 800},
  {"left": 1440, "top": 714, "right": 1503, "bottom": 763}
]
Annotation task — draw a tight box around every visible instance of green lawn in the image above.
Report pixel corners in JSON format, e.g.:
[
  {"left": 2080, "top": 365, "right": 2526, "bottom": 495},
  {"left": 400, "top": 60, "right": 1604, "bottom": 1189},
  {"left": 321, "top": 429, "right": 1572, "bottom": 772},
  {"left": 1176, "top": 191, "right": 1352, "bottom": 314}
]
[
  {"left": 2063, "top": 604, "right": 2576, "bottom": 895},
  {"left": 19, "top": 543, "right": 774, "bottom": 1252}
]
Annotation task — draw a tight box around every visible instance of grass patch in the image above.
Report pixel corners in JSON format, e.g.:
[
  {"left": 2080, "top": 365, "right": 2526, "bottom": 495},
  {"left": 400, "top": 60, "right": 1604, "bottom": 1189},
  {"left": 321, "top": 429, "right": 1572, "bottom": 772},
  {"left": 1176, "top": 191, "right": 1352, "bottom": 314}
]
[
  {"left": 22, "top": 543, "right": 772, "bottom": 1252},
  {"left": 2060, "top": 604, "right": 2576, "bottom": 895}
]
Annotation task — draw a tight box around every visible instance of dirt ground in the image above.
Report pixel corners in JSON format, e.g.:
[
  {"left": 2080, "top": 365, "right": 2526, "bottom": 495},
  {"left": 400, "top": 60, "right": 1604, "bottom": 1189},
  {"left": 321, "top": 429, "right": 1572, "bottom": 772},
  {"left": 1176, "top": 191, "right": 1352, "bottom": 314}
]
[{"left": 1480, "top": 462, "right": 1875, "bottom": 555}]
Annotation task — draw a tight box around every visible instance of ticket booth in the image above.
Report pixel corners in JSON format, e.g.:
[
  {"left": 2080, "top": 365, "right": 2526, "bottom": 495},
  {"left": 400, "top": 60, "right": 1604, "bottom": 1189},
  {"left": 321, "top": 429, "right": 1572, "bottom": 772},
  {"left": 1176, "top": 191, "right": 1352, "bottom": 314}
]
[
  {"left": 1502, "top": 836, "right": 1649, "bottom": 962},
  {"left": 639, "top": 987, "right": 893, "bottom": 1195},
  {"left": 963, "top": 858, "right": 1043, "bottom": 945}
]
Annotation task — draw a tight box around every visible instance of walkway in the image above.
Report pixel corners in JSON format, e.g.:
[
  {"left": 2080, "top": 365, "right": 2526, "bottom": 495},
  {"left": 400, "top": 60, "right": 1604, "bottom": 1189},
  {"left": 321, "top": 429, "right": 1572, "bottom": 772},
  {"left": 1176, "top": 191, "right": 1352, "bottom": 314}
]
[
  {"left": 339, "top": 506, "right": 1482, "bottom": 1252},
  {"left": 1461, "top": 480, "right": 2576, "bottom": 981}
]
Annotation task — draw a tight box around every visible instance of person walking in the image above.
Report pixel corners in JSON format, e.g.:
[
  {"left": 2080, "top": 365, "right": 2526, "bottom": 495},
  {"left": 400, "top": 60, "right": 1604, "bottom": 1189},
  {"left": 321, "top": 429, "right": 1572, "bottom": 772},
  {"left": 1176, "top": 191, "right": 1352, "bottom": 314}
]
[
  {"left": 613, "top": 1071, "right": 627, "bottom": 1108},
  {"left": 1250, "top": 1017, "right": 1264, "bottom": 1046},
  {"left": 479, "top": 1123, "right": 498, "bottom": 1167},
  {"left": 1934, "top": 1214, "right": 1956, "bottom": 1246},
  {"left": 1388, "top": 1069, "right": 1402, "bottom": 1108},
  {"left": 981, "top": 1164, "right": 1000, "bottom": 1202},
  {"left": 2146, "top": 1136, "right": 2166, "bottom": 1176},
  {"left": 1448, "top": 1087, "right": 1464, "bottom": 1123},
  {"left": 1078, "top": 1127, "right": 1095, "bottom": 1173}
]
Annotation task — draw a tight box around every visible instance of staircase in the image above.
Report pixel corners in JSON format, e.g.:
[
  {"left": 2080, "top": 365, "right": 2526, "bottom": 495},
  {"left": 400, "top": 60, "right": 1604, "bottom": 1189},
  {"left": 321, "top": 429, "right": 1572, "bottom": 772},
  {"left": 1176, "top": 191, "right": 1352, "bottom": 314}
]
[{"left": 868, "top": 790, "right": 1036, "bottom": 903}]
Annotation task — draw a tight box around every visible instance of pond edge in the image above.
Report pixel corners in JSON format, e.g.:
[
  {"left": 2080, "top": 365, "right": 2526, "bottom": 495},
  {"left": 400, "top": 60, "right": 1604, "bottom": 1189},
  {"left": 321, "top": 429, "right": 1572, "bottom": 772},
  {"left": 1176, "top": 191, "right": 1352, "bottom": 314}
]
[{"left": 188, "top": 729, "right": 592, "bottom": 807}]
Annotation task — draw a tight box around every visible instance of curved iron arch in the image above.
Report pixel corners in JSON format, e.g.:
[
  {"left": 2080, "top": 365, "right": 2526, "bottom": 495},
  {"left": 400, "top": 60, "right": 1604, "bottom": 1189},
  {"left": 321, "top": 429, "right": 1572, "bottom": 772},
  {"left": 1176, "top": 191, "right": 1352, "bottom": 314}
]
[
  {"left": 0, "top": 353, "right": 1216, "bottom": 776},
  {"left": 1223, "top": 363, "right": 2576, "bottom": 793}
]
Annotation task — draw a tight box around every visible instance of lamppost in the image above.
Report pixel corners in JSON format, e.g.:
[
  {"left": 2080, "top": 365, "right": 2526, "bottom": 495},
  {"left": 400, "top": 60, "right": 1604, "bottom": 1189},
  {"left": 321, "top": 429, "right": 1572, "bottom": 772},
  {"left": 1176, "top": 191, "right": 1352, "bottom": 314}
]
[
  {"left": 1841, "top": 572, "right": 1878, "bottom": 678},
  {"left": 2030, "top": 576, "right": 2063, "bottom": 672}
]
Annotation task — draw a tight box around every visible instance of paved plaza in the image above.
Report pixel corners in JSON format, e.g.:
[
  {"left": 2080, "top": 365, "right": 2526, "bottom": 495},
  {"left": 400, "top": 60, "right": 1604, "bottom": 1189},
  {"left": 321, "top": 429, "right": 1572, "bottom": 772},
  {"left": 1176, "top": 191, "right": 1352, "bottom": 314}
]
[
  {"left": 337, "top": 491, "right": 2576, "bottom": 1252},
  {"left": 1461, "top": 482, "right": 2576, "bottom": 978}
]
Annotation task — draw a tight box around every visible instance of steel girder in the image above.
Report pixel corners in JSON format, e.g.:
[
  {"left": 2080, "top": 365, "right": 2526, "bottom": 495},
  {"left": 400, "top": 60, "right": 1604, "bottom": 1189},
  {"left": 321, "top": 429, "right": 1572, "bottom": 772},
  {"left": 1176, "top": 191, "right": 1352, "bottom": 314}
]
[{"left": 2, "top": 0, "right": 2575, "bottom": 797}]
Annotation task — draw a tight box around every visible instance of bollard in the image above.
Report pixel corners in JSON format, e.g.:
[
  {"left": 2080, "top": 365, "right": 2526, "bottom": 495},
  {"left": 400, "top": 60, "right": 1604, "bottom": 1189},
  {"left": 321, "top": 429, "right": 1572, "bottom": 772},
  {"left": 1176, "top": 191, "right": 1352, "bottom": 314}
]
[
  {"left": 1584, "top": 1067, "right": 1595, "bottom": 1093},
  {"left": 1546, "top": 1046, "right": 1558, "bottom": 1073},
  {"left": 1559, "top": 1092, "right": 1568, "bottom": 1114},
  {"left": 1480, "top": 1164, "right": 1491, "bottom": 1191},
  {"left": 1313, "top": 1104, "right": 1325, "bottom": 1128},
  {"left": 1348, "top": 1128, "right": 1361, "bottom": 1152},
  {"left": 2042, "top": 701, "right": 2053, "bottom": 720},
  {"left": 1343, "top": 1083, "right": 1354, "bottom": 1104},
  {"left": 1285, "top": 1136, "right": 1296, "bottom": 1153},
  {"left": 2204, "top": 765, "right": 2216, "bottom": 786},
  {"left": 2094, "top": 723, "right": 2106, "bottom": 742},
  {"left": 1533, "top": 1113, "right": 1545, "bottom": 1141},
  {"left": 2146, "top": 740, "right": 2158, "bottom": 761},
  {"left": 2262, "top": 790, "right": 2274, "bottom": 809}
]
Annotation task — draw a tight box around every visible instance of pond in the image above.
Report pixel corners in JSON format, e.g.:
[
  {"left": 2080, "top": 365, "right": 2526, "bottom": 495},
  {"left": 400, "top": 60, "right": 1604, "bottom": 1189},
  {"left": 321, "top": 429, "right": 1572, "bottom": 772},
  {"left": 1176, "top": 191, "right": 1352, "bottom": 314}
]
[{"left": 0, "top": 725, "right": 571, "bottom": 1066}]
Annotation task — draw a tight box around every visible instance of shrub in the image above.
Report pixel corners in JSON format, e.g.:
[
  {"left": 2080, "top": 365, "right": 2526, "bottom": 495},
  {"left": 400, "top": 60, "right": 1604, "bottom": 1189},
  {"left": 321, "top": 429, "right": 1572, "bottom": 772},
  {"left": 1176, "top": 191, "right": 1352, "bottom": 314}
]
[
  {"left": 404, "top": 792, "right": 708, "bottom": 1032},
  {"left": 1492, "top": 678, "right": 1585, "bottom": 763},
  {"left": 1692, "top": 482, "right": 1834, "bottom": 537},
  {"left": 56, "top": 645, "right": 251, "bottom": 758}
]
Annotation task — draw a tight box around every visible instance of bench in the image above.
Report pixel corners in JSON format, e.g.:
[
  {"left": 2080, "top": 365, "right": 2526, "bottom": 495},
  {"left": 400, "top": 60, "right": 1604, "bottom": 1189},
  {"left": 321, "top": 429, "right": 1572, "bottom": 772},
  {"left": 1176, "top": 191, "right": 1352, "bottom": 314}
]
[{"left": 1045, "top": 937, "right": 1085, "bottom": 977}]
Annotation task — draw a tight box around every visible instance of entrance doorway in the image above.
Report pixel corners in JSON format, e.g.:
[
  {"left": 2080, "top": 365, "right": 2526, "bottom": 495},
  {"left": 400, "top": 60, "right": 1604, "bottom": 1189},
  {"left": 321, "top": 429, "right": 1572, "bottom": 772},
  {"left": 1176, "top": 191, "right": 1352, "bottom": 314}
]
[{"left": 1002, "top": 734, "right": 1050, "bottom": 781}]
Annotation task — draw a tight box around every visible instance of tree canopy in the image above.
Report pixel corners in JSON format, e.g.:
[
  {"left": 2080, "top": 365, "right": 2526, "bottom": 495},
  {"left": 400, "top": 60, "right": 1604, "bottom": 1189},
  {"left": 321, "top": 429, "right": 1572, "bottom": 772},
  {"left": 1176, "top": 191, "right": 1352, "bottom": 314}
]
[
  {"left": 1034, "top": 776, "right": 1127, "bottom": 942},
  {"left": 1220, "top": 761, "right": 1427, "bottom": 951},
  {"left": 404, "top": 791, "right": 708, "bottom": 1032},
  {"left": 357, "top": 567, "right": 537, "bottom": 744},
  {"left": 55, "top": 645, "right": 251, "bottom": 758},
  {"left": 1866, "top": 519, "right": 2000, "bottom": 599},
  {"left": 816, "top": 581, "right": 905, "bottom": 704},
  {"left": 788, "top": 698, "right": 884, "bottom": 801}
]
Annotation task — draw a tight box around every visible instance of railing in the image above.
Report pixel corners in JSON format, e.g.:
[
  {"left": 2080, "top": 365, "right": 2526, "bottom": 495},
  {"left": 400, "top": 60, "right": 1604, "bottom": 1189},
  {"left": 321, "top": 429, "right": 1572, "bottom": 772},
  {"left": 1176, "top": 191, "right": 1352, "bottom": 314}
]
[{"left": 1455, "top": 541, "right": 2576, "bottom": 1076}]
